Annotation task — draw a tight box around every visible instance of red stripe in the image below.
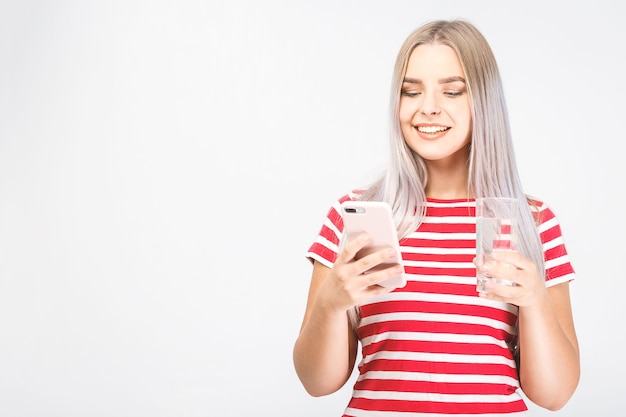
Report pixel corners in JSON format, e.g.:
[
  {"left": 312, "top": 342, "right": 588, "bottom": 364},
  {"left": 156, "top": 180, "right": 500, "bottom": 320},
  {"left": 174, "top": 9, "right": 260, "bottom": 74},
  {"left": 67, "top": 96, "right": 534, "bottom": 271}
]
[
  {"left": 545, "top": 244, "right": 567, "bottom": 262},
  {"left": 402, "top": 267, "right": 476, "bottom": 279},
  {"left": 417, "top": 222, "right": 475, "bottom": 233},
  {"left": 363, "top": 359, "right": 518, "bottom": 379},
  {"left": 326, "top": 206, "right": 343, "bottom": 230},
  {"left": 402, "top": 252, "right": 475, "bottom": 263},
  {"left": 425, "top": 205, "right": 475, "bottom": 217},
  {"left": 540, "top": 225, "right": 562, "bottom": 244},
  {"left": 318, "top": 223, "right": 340, "bottom": 246},
  {"left": 361, "top": 339, "right": 513, "bottom": 358},
  {"left": 354, "top": 378, "right": 517, "bottom": 395},
  {"left": 396, "top": 280, "right": 479, "bottom": 297},
  {"left": 347, "top": 397, "right": 527, "bottom": 413},
  {"left": 546, "top": 262, "right": 575, "bottom": 281},
  {"left": 358, "top": 321, "right": 514, "bottom": 342},
  {"left": 401, "top": 238, "right": 475, "bottom": 249},
  {"left": 360, "top": 300, "right": 516, "bottom": 324},
  {"left": 307, "top": 242, "right": 336, "bottom": 264},
  {"left": 536, "top": 204, "right": 554, "bottom": 221}
]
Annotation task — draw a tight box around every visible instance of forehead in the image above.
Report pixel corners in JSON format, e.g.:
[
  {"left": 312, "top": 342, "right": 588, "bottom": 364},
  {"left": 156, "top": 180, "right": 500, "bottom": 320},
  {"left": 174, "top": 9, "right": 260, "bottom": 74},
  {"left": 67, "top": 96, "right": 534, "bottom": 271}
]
[{"left": 404, "top": 44, "right": 464, "bottom": 80}]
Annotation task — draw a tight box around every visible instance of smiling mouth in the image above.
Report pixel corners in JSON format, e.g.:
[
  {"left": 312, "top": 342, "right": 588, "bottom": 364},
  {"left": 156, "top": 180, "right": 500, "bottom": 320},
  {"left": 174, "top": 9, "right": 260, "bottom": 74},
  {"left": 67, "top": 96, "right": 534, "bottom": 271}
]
[{"left": 416, "top": 125, "right": 450, "bottom": 134}]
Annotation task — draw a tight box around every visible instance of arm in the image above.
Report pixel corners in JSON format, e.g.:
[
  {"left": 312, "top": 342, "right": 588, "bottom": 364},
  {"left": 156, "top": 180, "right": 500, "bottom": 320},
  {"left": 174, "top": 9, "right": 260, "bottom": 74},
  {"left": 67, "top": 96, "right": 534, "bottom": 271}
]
[
  {"left": 292, "top": 261, "right": 359, "bottom": 397},
  {"left": 477, "top": 251, "right": 580, "bottom": 410},
  {"left": 518, "top": 281, "right": 579, "bottom": 410},
  {"left": 293, "top": 233, "right": 402, "bottom": 396}
]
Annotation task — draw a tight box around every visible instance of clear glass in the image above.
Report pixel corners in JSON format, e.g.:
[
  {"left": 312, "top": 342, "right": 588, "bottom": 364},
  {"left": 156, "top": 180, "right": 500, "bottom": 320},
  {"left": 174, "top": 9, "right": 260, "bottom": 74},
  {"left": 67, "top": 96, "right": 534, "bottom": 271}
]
[{"left": 476, "top": 197, "right": 518, "bottom": 292}]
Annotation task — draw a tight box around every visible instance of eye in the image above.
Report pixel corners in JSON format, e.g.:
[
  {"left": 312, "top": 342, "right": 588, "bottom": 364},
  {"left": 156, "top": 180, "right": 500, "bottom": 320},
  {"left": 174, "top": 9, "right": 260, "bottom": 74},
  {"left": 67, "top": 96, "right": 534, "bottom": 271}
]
[
  {"left": 401, "top": 90, "right": 420, "bottom": 98},
  {"left": 444, "top": 90, "right": 465, "bottom": 97}
]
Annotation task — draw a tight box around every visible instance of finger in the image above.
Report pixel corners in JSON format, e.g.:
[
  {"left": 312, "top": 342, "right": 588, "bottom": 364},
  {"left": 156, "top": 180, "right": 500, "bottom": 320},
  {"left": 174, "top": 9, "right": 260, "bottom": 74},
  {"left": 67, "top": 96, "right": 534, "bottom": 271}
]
[
  {"left": 484, "top": 277, "right": 519, "bottom": 293},
  {"left": 491, "top": 249, "right": 533, "bottom": 270},
  {"left": 356, "top": 248, "right": 400, "bottom": 276},
  {"left": 479, "top": 290, "right": 508, "bottom": 303},
  {"left": 364, "top": 261, "right": 404, "bottom": 279},
  {"left": 482, "top": 262, "right": 521, "bottom": 286},
  {"left": 336, "top": 232, "right": 371, "bottom": 264},
  {"left": 479, "top": 285, "right": 521, "bottom": 304},
  {"left": 364, "top": 281, "right": 397, "bottom": 297}
]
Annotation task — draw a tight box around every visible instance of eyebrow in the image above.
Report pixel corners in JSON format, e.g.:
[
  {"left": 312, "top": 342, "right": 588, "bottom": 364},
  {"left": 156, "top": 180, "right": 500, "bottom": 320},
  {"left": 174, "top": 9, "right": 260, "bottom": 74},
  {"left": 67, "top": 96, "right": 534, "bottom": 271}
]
[{"left": 403, "top": 76, "right": 466, "bottom": 84}]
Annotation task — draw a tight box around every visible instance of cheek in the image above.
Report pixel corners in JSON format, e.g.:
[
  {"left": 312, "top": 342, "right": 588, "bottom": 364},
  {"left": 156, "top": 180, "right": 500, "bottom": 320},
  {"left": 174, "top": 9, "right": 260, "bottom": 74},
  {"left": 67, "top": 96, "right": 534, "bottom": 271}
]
[
  {"left": 455, "top": 104, "right": 472, "bottom": 133},
  {"left": 462, "top": 114, "right": 473, "bottom": 136},
  {"left": 398, "top": 101, "right": 415, "bottom": 124},
  {"left": 398, "top": 107, "right": 415, "bottom": 139}
]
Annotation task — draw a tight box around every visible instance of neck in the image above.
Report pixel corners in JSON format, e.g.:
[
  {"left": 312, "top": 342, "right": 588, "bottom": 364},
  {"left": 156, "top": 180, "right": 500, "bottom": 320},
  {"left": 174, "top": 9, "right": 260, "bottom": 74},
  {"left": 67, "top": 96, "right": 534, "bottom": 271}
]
[{"left": 424, "top": 156, "right": 473, "bottom": 200}]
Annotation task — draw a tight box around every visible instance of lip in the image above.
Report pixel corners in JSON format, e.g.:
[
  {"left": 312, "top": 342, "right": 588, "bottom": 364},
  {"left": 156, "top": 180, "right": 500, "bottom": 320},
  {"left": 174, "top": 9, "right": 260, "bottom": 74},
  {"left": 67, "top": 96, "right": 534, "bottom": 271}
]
[{"left": 413, "top": 123, "right": 451, "bottom": 140}]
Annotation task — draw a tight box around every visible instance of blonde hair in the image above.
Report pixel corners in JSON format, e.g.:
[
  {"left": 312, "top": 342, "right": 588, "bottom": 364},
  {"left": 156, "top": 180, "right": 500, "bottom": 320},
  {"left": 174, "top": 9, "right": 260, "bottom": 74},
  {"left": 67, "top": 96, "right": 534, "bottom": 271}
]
[{"left": 360, "top": 19, "right": 545, "bottom": 275}]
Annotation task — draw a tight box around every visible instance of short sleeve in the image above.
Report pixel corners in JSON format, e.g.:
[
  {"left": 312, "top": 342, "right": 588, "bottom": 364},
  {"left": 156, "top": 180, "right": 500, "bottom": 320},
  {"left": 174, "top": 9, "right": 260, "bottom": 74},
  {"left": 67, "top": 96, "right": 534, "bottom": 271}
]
[
  {"left": 305, "top": 194, "right": 355, "bottom": 268},
  {"left": 533, "top": 201, "right": 576, "bottom": 287}
]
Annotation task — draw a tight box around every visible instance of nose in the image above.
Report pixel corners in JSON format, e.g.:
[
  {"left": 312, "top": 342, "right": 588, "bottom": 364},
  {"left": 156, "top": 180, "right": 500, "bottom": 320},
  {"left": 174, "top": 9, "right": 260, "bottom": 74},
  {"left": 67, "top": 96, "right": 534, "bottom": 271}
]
[{"left": 420, "top": 91, "right": 441, "bottom": 116}]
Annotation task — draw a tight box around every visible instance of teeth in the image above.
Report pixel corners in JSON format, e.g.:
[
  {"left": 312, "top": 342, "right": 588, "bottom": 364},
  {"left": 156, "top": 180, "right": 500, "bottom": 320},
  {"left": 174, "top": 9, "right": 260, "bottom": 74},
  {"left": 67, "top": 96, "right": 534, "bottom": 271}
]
[{"left": 417, "top": 126, "right": 448, "bottom": 133}]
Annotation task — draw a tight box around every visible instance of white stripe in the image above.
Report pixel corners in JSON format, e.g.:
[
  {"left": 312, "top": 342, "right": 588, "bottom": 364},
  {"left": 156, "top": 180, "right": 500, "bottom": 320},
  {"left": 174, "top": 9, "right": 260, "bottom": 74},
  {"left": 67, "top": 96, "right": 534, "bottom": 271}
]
[
  {"left": 537, "top": 216, "right": 559, "bottom": 233},
  {"left": 545, "top": 254, "right": 571, "bottom": 270},
  {"left": 542, "top": 235, "right": 564, "bottom": 252},
  {"left": 360, "top": 331, "right": 510, "bottom": 350},
  {"left": 426, "top": 200, "right": 474, "bottom": 208},
  {"left": 323, "top": 215, "right": 342, "bottom": 237},
  {"left": 344, "top": 407, "right": 529, "bottom": 417},
  {"left": 360, "top": 312, "right": 515, "bottom": 333},
  {"left": 308, "top": 234, "right": 339, "bottom": 254},
  {"left": 366, "top": 291, "right": 518, "bottom": 314},
  {"left": 406, "top": 232, "right": 475, "bottom": 241},
  {"left": 422, "top": 216, "right": 475, "bottom": 224},
  {"left": 359, "top": 351, "right": 516, "bottom": 367},
  {"left": 405, "top": 274, "right": 477, "bottom": 285},
  {"left": 358, "top": 370, "right": 519, "bottom": 387},
  {"left": 305, "top": 251, "right": 333, "bottom": 268},
  {"left": 403, "top": 260, "right": 473, "bottom": 269},
  {"left": 352, "top": 389, "right": 521, "bottom": 403},
  {"left": 546, "top": 273, "right": 575, "bottom": 286}
]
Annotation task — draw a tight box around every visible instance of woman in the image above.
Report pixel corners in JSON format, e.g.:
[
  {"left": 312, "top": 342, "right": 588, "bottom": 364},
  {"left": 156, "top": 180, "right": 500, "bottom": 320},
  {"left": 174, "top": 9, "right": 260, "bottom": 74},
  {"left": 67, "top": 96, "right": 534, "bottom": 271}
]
[{"left": 293, "top": 19, "right": 579, "bottom": 416}]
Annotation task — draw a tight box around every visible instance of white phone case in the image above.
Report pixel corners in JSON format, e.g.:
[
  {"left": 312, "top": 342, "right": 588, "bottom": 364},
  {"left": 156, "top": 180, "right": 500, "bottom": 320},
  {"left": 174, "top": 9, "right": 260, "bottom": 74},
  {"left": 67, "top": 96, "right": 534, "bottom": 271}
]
[{"left": 340, "top": 201, "right": 406, "bottom": 288}]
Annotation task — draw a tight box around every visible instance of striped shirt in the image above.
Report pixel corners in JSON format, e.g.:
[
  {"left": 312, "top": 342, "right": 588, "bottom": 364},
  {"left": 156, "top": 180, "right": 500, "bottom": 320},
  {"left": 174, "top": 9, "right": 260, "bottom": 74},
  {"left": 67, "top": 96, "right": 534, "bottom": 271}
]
[{"left": 306, "top": 194, "right": 575, "bottom": 416}]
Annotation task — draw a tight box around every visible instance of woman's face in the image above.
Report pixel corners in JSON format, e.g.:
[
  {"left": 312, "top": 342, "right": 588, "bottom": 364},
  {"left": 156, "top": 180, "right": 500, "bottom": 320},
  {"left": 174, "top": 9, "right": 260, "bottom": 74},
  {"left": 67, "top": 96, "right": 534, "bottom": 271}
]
[{"left": 399, "top": 44, "right": 472, "bottom": 165}]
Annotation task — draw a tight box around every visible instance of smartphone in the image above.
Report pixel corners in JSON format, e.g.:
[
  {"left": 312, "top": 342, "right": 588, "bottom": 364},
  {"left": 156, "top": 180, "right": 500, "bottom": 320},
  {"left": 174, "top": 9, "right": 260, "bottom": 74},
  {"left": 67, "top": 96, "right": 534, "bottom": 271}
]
[{"left": 340, "top": 201, "right": 406, "bottom": 288}]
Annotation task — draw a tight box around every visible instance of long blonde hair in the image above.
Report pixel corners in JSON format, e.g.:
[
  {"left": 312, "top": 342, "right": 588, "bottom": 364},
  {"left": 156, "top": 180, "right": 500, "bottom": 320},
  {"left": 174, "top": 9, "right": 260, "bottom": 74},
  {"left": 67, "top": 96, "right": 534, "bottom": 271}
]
[{"left": 360, "top": 19, "right": 545, "bottom": 275}]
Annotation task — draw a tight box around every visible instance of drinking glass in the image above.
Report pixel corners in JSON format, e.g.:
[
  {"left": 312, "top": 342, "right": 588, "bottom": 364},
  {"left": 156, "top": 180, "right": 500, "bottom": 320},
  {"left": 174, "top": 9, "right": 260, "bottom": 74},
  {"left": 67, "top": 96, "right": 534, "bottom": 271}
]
[{"left": 476, "top": 197, "right": 518, "bottom": 292}]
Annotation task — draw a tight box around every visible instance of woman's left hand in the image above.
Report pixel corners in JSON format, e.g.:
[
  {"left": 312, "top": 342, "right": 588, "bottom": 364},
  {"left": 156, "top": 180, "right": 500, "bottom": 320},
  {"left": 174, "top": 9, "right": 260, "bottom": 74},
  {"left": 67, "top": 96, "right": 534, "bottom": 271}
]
[{"left": 474, "top": 250, "right": 548, "bottom": 307}]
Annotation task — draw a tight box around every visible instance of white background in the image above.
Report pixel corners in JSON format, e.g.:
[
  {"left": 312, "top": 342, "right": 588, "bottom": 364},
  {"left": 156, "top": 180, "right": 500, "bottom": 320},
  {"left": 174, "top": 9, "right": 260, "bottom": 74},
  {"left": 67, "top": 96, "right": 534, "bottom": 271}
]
[{"left": 1, "top": 0, "right": 624, "bottom": 415}]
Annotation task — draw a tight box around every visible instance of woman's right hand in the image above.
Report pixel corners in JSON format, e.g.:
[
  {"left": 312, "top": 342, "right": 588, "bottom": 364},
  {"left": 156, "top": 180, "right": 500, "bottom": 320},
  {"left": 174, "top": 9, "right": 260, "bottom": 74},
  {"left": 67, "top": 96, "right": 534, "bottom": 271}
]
[
  {"left": 294, "top": 232, "right": 401, "bottom": 396},
  {"left": 315, "top": 232, "right": 403, "bottom": 313}
]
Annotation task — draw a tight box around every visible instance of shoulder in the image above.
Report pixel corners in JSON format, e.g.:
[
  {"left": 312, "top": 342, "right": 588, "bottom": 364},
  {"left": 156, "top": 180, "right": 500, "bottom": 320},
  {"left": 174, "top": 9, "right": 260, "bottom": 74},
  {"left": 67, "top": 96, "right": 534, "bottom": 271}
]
[
  {"left": 525, "top": 195, "right": 559, "bottom": 226},
  {"left": 526, "top": 195, "right": 546, "bottom": 211},
  {"left": 333, "top": 189, "right": 366, "bottom": 207},
  {"left": 320, "top": 189, "right": 365, "bottom": 225}
]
